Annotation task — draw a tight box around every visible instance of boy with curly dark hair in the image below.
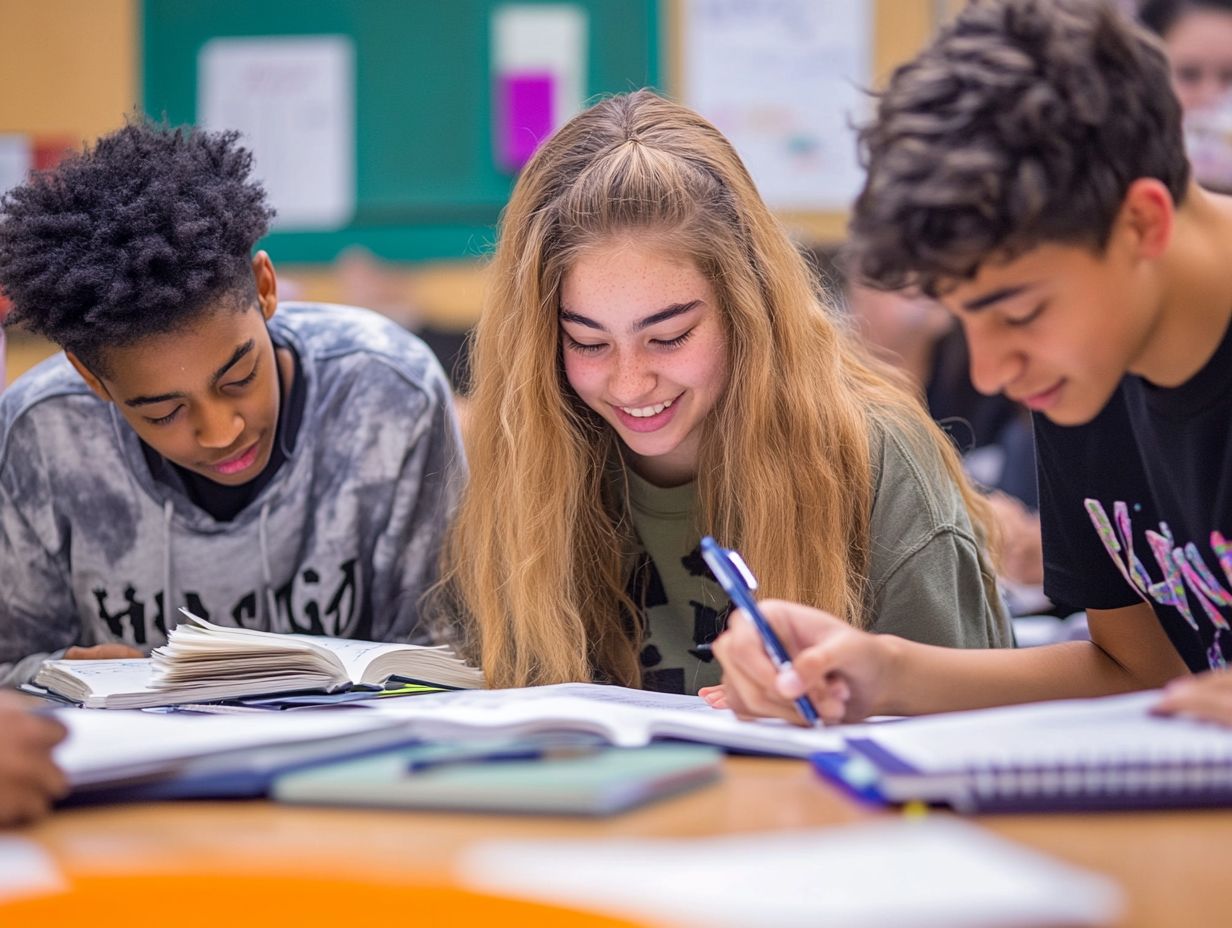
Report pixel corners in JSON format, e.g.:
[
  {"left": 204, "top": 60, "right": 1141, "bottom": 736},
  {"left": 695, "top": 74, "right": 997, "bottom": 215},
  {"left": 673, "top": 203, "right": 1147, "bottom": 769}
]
[
  {"left": 0, "top": 122, "right": 464, "bottom": 685},
  {"left": 714, "top": 0, "right": 1232, "bottom": 727}
]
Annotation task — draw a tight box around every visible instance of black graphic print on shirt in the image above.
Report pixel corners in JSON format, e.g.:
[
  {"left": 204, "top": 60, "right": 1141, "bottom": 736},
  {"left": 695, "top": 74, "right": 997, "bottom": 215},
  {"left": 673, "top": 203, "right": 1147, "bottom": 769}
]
[
  {"left": 628, "top": 543, "right": 731, "bottom": 694},
  {"left": 89, "top": 558, "right": 368, "bottom": 645}
]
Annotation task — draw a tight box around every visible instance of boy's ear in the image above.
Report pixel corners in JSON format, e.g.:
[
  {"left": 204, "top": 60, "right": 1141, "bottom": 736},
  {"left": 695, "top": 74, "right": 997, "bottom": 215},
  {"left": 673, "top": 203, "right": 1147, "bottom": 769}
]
[
  {"left": 65, "top": 352, "right": 111, "bottom": 403},
  {"left": 1118, "top": 178, "right": 1175, "bottom": 261},
  {"left": 252, "top": 250, "right": 278, "bottom": 322}
]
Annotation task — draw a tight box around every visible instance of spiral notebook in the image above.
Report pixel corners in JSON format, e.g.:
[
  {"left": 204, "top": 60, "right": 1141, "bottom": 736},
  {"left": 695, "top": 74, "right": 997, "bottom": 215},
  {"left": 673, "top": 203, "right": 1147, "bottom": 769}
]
[{"left": 814, "top": 690, "right": 1232, "bottom": 813}]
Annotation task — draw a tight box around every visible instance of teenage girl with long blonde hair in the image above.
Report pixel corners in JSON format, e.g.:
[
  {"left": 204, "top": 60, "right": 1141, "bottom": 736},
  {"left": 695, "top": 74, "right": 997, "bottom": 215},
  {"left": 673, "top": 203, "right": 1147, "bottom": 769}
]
[{"left": 441, "top": 89, "right": 1010, "bottom": 693}]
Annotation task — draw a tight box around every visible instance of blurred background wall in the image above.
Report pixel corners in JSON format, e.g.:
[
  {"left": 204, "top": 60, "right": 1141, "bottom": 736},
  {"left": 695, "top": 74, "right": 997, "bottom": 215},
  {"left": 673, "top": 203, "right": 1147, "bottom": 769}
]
[{"left": 1, "top": 0, "right": 951, "bottom": 385}]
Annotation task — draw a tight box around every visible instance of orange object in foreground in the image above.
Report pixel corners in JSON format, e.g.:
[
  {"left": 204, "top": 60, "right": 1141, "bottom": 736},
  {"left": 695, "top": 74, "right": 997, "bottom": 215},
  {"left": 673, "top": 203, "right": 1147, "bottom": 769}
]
[{"left": 0, "top": 872, "right": 648, "bottom": 928}]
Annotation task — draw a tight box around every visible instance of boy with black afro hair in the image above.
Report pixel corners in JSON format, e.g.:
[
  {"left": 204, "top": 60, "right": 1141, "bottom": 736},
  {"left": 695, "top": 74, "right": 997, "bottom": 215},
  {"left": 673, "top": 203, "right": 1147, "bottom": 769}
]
[
  {"left": 712, "top": 0, "right": 1232, "bottom": 727},
  {"left": 0, "top": 122, "right": 464, "bottom": 684}
]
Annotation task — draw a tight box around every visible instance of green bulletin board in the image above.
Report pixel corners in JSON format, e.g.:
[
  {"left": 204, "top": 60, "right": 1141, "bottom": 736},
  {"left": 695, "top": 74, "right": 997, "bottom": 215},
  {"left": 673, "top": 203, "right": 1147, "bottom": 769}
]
[{"left": 142, "top": 0, "right": 661, "bottom": 262}]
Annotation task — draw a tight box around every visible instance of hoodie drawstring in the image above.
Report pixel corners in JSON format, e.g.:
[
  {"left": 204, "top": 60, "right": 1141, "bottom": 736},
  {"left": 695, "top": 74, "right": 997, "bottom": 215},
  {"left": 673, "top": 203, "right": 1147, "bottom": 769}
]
[
  {"left": 162, "top": 499, "right": 176, "bottom": 633},
  {"left": 258, "top": 501, "right": 275, "bottom": 631}
]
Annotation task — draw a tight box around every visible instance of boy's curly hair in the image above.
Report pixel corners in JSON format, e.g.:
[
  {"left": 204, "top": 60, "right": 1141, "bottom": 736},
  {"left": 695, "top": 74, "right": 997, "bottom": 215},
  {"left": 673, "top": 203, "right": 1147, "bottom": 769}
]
[
  {"left": 0, "top": 120, "right": 274, "bottom": 373},
  {"left": 847, "top": 0, "right": 1188, "bottom": 297}
]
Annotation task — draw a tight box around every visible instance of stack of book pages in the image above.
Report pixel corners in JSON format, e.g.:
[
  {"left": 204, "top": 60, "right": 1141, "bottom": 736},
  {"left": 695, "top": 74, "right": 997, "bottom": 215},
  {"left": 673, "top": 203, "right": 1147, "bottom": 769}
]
[{"left": 34, "top": 610, "right": 484, "bottom": 709}]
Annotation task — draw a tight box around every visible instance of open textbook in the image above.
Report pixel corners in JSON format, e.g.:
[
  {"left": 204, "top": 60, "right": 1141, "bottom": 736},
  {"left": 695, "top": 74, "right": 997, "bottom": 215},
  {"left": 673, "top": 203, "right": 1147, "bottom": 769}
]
[
  {"left": 350, "top": 682, "right": 848, "bottom": 757},
  {"left": 54, "top": 706, "right": 413, "bottom": 796},
  {"left": 34, "top": 610, "right": 484, "bottom": 709}
]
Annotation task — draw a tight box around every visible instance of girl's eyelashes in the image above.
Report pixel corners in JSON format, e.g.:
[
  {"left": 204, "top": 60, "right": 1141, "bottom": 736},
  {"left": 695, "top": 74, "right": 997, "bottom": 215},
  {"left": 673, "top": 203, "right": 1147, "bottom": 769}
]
[
  {"left": 563, "top": 333, "right": 606, "bottom": 354},
  {"left": 653, "top": 329, "right": 695, "bottom": 349},
  {"left": 562, "top": 329, "right": 696, "bottom": 353}
]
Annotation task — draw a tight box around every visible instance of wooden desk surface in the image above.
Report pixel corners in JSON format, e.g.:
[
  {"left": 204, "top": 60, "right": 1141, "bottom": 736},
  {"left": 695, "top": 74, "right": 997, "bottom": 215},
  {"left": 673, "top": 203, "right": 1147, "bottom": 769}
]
[{"left": 14, "top": 756, "right": 1231, "bottom": 927}]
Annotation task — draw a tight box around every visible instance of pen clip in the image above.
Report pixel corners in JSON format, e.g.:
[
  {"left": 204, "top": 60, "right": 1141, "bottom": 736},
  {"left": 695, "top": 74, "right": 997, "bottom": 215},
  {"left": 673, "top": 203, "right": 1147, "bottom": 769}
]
[
  {"left": 726, "top": 549, "right": 759, "bottom": 592},
  {"left": 701, "top": 537, "right": 756, "bottom": 596}
]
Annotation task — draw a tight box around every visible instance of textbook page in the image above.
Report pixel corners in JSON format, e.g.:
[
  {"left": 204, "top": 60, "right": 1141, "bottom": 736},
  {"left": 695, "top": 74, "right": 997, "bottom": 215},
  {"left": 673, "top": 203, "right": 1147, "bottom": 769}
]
[
  {"left": 54, "top": 707, "right": 403, "bottom": 787},
  {"left": 353, "top": 684, "right": 848, "bottom": 756},
  {"left": 282, "top": 635, "right": 446, "bottom": 682},
  {"left": 528, "top": 682, "right": 717, "bottom": 711},
  {"left": 36, "top": 657, "right": 343, "bottom": 708},
  {"left": 852, "top": 690, "right": 1232, "bottom": 772},
  {"left": 35, "top": 659, "right": 158, "bottom": 704},
  {"left": 162, "top": 610, "right": 483, "bottom": 690},
  {"left": 458, "top": 818, "right": 1122, "bottom": 928}
]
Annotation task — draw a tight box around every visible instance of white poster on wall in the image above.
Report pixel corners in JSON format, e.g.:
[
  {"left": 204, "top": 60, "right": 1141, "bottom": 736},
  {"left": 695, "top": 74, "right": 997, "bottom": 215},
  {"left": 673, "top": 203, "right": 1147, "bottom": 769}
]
[
  {"left": 682, "top": 0, "right": 872, "bottom": 210},
  {"left": 0, "top": 134, "right": 32, "bottom": 197},
  {"left": 198, "top": 36, "right": 355, "bottom": 230}
]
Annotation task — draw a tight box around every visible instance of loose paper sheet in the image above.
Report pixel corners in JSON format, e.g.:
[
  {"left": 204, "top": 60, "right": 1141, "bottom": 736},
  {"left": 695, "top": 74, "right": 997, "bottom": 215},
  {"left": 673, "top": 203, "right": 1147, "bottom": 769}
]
[{"left": 459, "top": 818, "right": 1122, "bottom": 928}]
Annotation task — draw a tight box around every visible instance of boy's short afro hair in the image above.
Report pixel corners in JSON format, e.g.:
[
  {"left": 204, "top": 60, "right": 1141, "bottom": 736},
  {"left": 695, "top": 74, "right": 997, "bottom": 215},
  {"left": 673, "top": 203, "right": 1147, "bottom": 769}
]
[
  {"left": 846, "top": 0, "right": 1188, "bottom": 297},
  {"left": 0, "top": 120, "right": 274, "bottom": 371}
]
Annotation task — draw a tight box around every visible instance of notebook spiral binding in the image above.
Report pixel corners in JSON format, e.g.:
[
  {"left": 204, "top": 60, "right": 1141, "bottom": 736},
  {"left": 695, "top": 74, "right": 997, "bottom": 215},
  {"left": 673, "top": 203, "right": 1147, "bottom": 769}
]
[{"left": 959, "top": 758, "right": 1232, "bottom": 813}]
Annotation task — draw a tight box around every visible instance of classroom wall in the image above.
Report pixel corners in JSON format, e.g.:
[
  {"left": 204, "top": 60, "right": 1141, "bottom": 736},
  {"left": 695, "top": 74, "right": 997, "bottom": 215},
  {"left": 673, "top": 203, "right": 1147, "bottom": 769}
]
[
  {"left": 0, "top": 0, "right": 137, "bottom": 140},
  {"left": 1, "top": 0, "right": 948, "bottom": 384}
]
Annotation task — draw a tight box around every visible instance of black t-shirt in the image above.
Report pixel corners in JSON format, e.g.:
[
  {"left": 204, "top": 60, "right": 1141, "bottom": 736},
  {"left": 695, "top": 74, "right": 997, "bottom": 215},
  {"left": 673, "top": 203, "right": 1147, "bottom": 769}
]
[
  {"left": 143, "top": 341, "right": 306, "bottom": 522},
  {"left": 1035, "top": 315, "right": 1232, "bottom": 672}
]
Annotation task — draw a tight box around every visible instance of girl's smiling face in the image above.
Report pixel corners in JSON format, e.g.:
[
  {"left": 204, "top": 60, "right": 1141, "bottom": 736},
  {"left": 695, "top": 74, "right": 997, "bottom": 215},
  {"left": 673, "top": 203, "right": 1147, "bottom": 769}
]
[{"left": 559, "top": 240, "right": 729, "bottom": 487}]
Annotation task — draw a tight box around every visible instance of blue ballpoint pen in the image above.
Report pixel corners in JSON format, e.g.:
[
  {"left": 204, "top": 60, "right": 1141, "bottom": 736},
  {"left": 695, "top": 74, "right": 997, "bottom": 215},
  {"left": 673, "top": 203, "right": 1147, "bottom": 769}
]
[{"left": 700, "top": 536, "right": 823, "bottom": 727}]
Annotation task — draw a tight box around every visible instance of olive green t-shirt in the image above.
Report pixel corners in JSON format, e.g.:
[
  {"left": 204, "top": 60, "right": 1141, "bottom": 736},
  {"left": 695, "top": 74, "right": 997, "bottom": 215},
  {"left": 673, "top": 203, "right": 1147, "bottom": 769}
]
[{"left": 625, "top": 419, "right": 1012, "bottom": 694}]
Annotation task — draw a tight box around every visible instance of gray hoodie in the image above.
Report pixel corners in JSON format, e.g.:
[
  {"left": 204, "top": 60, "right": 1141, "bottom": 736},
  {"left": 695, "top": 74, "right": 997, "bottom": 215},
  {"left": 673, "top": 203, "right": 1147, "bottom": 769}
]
[{"left": 0, "top": 303, "right": 465, "bottom": 685}]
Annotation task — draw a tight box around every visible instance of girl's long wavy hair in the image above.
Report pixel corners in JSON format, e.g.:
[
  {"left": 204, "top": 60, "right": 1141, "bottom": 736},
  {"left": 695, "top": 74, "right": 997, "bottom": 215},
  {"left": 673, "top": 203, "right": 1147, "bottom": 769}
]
[{"left": 441, "top": 90, "right": 993, "bottom": 689}]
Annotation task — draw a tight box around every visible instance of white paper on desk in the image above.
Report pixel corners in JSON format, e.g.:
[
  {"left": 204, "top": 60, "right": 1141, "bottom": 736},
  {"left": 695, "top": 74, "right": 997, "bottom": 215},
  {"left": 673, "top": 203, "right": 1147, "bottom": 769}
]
[
  {"left": 352, "top": 683, "right": 848, "bottom": 757},
  {"left": 855, "top": 690, "right": 1232, "bottom": 772},
  {"left": 0, "top": 837, "right": 64, "bottom": 902},
  {"left": 55, "top": 707, "right": 403, "bottom": 787},
  {"left": 458, "top": 818, "right": 1122, "bottom": 928}
]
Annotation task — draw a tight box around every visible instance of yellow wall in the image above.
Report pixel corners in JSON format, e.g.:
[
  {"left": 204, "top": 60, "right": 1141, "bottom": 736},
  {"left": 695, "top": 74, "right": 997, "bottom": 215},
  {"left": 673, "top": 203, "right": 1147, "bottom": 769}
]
[
  {"left": 0, "top": 0, "right": 137, "bottom": 140},
  {"left": 1, "top": 0, "right": 138, "bottom": 385}
]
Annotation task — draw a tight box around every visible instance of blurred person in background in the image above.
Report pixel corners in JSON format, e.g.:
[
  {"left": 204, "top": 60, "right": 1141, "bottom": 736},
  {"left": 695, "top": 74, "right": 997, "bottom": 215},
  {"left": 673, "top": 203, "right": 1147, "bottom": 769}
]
[
  {"left": 813, "top": 247, "right": 1046, "bottom": 592},
  {"left": 332, "top": 246, "right": 473, "bottom": 434},
  {"left": 1141, "top": 0, "right": 1232, "bottom": 190}
]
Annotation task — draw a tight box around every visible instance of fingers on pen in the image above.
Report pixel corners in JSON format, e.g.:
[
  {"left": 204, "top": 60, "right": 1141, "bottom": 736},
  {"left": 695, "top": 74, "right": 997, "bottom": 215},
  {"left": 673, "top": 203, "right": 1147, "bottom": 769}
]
[
  {"left": 816, "top": 695, "right": 848, "bottom": 726},
  {"left": 719, "top": 667, "right": 800, "bottom": 724},
  {"left": 713, "top": 614, "right": 777, "bottom": 679}
]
